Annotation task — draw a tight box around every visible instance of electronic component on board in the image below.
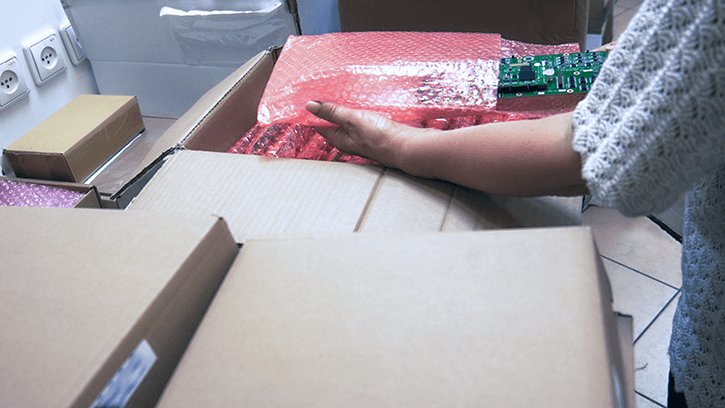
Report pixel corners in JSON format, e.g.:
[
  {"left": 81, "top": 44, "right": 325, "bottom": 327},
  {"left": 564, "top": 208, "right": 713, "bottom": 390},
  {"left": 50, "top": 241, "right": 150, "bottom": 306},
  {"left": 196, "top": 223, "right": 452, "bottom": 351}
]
[{"left": 498, "top": 51, "right": 607, "bottom": 98}]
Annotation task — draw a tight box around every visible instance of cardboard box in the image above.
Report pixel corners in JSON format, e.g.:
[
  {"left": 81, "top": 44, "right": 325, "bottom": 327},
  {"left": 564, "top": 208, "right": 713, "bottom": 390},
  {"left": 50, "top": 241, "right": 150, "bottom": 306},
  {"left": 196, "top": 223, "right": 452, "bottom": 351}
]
[
  {"left": 338, "top": 0, "right": 590, "bottom": 51},
  {"left": 155, "top": 226, "right": 630, "bottom": 407},
  {"left": 3, "top": 94, "right": 144, "bottom": 183},
  {"left": 126, "top": 48, "right": 582, "bottom": 241},
  {"left": 1, "top": 177, "right": 102, "bottom": 208},
  {"left": 0, "top": 206, "right": 239, "bottom": 408}
]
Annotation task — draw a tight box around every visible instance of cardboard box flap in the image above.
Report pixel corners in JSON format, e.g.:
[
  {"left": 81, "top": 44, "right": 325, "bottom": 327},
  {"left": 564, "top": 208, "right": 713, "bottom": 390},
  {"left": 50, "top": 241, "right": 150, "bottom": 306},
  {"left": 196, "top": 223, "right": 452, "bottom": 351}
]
[
  {"left": 113, "top": 48, "right": 278, "bottom": 200},
  {"left": 0, "top": 207, "right": 238, "bottom": 408},
  {"left": 128, "top": 149, "right": 384, "bottom": 242},
  {"left": 180, "top": 49, "right": 277, "bottom": 153},
  {"left": 157, "top": 226, "right": 626, "bottom": 407}
]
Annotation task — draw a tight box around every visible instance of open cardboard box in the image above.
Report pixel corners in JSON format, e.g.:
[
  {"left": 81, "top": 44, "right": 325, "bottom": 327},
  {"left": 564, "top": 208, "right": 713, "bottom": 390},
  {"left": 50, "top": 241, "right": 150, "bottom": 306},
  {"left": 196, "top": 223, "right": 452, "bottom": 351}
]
[
  {"left": 0, "top": 206, "right": 239, "bottom": 408},
  {"left": 155, "top": 226, "right": 634, "bottom": 407},
  {"left": 126, "top": 46, "right": 582, "bottom": 242},
  {"left": 1, "top": 177, "right": 102, "bottom": 208}
]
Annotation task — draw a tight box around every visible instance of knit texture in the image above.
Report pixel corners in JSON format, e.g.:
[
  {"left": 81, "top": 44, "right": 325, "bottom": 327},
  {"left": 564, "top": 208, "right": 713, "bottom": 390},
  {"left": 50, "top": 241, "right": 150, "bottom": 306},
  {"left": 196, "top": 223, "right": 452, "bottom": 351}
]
[{"left": 571, "top": 0, "right": 725, "bottom": 406}]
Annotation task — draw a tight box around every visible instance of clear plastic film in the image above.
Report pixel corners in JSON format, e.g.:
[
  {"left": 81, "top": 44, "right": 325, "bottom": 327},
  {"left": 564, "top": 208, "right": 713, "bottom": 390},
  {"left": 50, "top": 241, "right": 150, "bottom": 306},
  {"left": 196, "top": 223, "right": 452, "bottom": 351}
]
[
  {"left": 0, "top": 180, "right": 85, "bottom": 208},
  {"left": 159, "top": 0, "right": 297, "bottom": 66}
]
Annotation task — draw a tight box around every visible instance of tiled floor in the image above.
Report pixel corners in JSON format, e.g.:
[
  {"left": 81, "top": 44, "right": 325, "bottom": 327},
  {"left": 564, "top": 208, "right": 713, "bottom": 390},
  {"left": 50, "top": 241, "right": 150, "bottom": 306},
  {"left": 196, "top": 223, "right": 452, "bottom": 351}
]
[
  {"left": 580, "top": 2, "right": 685, "bottom": 407},
  {"left": 583, "top": 207, "right": 681, "bottom": 407}
]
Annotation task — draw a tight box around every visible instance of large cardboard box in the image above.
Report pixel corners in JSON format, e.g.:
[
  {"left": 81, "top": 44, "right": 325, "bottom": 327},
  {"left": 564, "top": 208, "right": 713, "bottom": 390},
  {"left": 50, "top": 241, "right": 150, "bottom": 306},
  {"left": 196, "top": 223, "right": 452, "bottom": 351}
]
[
  {"left": 156, "top": 226, "right": 630, "bottom": 407},
  {"left": 0, "top": 207, "right": 239, "bottom": 408},
  {"left": 126, "top": 48, "right": 582, "bottom": 241},
  {"left": 3, "top": 94, "right": 144, "bottom": 183},
  {"left": 338, "top": 0, "right": 590, "bottom": 51}
]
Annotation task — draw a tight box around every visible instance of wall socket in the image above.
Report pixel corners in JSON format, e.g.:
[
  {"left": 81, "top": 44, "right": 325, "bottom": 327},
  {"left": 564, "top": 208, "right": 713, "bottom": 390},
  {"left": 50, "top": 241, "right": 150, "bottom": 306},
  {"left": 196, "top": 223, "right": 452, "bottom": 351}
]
[
  {"left": 60, "top": 22, "right": 87, "bottom": 65},
  {"left": 0, "top": 55, "right": 30, "bottom": 110},
  {"left": 23, "top": 32, "right": 67, "bottom": 86}
]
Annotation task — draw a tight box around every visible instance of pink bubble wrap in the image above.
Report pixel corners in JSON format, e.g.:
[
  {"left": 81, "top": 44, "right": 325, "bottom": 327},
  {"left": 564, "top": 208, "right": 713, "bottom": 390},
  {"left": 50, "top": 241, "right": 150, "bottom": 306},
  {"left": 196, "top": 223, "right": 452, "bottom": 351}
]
[
  {"left": 229, "top": 32, "right": 580, "bottom": 163},
  {"left": 0, "top": 179, "right": 85, "bottom": 208},
  {"left": 259, "top": 32, "right": 504, "bottom": 127}
]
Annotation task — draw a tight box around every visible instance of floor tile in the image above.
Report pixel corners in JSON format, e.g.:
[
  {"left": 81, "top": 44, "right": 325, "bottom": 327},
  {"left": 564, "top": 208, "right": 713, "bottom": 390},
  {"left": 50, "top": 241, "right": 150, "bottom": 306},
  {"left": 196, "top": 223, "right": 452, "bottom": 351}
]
[
  {"left": 636, "top": 393, "right": 666, "bottom": 408},
  {"left": 603, "top": 258, "right": 678, "bottom": 338},
  {"left": 634, "top": 293, "right": 679, "bottom": 406},
  {"left": 582, "top": 206, "right": 682, "bottom": 288}
]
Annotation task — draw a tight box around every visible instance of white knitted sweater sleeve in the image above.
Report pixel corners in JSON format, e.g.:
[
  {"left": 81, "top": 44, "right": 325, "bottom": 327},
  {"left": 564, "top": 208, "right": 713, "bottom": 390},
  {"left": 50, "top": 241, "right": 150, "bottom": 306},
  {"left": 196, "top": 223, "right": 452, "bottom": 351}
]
[{"left": 571, "top": 0, "right": 725, "bottom": 216}]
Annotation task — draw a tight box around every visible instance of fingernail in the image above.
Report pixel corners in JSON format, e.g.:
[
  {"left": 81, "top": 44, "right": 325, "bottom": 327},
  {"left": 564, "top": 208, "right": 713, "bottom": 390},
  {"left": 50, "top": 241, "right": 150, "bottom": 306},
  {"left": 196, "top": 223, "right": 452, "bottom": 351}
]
[{"left": 305, "top": 101, "right": 322, "bottom": 114}]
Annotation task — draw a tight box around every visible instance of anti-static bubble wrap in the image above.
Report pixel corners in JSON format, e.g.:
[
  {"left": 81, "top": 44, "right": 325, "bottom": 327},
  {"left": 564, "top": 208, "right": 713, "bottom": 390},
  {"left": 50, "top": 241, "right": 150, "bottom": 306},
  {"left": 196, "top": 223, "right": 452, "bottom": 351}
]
[
  {"left": 229, "top": 32, "right": 580, "bottom": 162},
  {"left": 0, "top": 179, "right": 85, "bottom": 208},
  {"left": 259, "top": 32, "right": 505, "bottom": 127}
]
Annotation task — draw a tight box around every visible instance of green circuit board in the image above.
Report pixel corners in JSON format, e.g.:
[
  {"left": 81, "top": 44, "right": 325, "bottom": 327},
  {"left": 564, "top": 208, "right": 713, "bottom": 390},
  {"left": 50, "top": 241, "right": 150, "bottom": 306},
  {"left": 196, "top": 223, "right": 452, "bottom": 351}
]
[{"left": 497, "top": 51, "right": 607, "bottom": 98}]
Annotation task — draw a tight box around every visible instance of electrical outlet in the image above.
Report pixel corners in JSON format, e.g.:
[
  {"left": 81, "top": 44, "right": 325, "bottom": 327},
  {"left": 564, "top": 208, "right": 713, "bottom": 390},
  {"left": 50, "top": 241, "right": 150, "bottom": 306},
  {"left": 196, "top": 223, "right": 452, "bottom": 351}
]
[
  {"left": 0, "top": 55, "right": 29, "bottom": 109},
  {"left": 60, "top": 22, "right": 86, "bottom": 65},
  {"left": 24, "top": 32, "right": 67, "bottom": 86}
]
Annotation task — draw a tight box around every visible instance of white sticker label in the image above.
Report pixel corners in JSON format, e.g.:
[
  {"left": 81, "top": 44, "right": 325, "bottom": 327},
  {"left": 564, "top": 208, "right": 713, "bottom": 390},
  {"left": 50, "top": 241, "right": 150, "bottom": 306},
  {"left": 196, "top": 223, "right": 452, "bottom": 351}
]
[{"left": 89, "top": 339, "right": 157, "bottom": 408}]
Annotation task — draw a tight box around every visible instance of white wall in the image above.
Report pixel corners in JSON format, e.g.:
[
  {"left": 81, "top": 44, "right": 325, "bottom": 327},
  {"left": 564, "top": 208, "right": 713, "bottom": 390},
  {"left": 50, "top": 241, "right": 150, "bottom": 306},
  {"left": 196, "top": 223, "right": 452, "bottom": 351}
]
[
  {"left": 1, "top": 0, "right": 99, "bottom": 174},
  {"left": 0, "top": 0, "right": 340, "bottom": 173}
]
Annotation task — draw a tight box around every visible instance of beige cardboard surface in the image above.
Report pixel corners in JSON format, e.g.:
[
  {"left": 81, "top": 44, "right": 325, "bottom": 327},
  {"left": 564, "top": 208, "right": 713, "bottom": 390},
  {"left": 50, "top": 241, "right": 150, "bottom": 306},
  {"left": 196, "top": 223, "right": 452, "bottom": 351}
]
[
  {"left": 3, "top": 95, "right": 144, "bottom": 182},
  {"left": 0, "top": 207, "right": 238, "bottom": 408},
  {"left": 157, "top": 226, "right": 627, "bottom": 408},
  {"left": 360, "top": 170, "right": 583, "bottom": 233},
  {"left": 356, "top": 168, "right": 457, "bottom": 232},
  {"left": 128, "top": 149, "right": 384, "bottom": 242},
  {"left": 443, "top": 188, "right": 583, "bottom": 231}
]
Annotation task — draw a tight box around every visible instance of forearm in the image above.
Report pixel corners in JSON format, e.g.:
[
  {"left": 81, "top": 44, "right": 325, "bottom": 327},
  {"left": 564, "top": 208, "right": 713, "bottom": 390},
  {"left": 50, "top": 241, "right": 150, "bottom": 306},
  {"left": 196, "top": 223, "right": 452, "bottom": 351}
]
[{"left": 398, "top": 112, "right": 589, "bottom": 197}]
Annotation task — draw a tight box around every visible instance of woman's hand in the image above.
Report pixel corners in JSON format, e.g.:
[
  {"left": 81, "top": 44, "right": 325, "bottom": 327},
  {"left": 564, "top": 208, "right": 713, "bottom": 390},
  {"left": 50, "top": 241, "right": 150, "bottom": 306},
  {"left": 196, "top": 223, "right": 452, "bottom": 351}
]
[
  {"left": 305, "top": 101, "right": 426, "bottom": 169},
  {"left": 306, "top": 100, "right": 587, "bottom": 197}
]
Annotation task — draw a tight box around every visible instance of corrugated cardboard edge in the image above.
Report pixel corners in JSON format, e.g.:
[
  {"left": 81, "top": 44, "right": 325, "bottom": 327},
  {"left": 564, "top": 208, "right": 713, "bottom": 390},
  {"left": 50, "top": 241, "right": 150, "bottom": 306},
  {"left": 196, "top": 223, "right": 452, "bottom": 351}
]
[
  {"left": 615, "top": 313, "right": 636, "bottom": 408},
  {"left": 110, "top": 47, "right": 282, "bottom": 204},
  {"left": 68, "top": 216, "right": 239, "bottom": 408},
  {"left": 592, "top": 236, "right": 631, "bottom": 408},
  {"left": 2, "top": 177, "right": 102, "bottom": 208}
]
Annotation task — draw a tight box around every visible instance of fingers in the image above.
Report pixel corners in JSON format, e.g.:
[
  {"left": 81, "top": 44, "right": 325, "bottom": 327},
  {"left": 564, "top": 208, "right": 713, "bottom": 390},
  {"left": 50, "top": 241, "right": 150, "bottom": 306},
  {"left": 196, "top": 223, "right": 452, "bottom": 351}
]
[
  {"left": 305, "top": 101, "right": 356, "bottom": 129},
  {"left": 592, "top": 41, "right": 616, "bottom": 52}
]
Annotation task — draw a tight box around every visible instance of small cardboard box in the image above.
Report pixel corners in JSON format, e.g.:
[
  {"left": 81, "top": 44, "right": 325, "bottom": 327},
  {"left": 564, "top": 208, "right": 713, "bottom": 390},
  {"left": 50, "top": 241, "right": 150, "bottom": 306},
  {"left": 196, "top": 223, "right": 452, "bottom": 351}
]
[
  {"left": 127, "top": 48, "right": 582, "bottom": 241},
  {"left": 155, "top": 226, "right": 630, "bottom": 407},
  {"left": 0, "top": 207, "right": 239, "bottom": 408},
  {"left": 3, "top": 94, "right": 144, "bottom": 183},
  {"left": 1, "top": 177, "right": 102, "bottom": 208}
]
